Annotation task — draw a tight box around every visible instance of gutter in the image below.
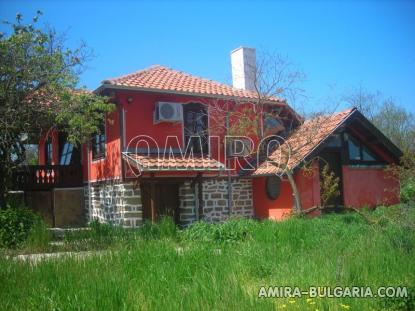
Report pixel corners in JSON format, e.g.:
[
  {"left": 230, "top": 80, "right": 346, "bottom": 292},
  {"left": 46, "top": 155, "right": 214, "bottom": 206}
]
[{"left": 94, "top": 84, "right": 287, "bottom": 105}]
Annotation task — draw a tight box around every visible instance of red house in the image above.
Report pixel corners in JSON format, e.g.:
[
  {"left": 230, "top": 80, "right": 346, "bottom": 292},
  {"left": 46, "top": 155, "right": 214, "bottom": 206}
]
[{"left": 34, "top": 47, "right": 401, "bottom": 227}]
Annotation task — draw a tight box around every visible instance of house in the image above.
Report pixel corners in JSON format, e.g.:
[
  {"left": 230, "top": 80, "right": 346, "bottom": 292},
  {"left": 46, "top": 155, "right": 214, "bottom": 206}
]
[{"left": 29, "top": 47, "right": 401, "bottom": 227}]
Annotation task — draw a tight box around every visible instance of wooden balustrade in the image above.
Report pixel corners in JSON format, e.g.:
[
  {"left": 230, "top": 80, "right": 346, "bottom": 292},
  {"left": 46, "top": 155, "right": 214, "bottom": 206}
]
[{"left": 12, "top": 165, "right": 83, "bottom": 190}]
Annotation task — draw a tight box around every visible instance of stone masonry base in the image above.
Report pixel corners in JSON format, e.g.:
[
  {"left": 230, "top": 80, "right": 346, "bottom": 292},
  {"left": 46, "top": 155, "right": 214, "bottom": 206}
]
[{"left": 84, "top": 178, "right": 253, "bottom": 228}]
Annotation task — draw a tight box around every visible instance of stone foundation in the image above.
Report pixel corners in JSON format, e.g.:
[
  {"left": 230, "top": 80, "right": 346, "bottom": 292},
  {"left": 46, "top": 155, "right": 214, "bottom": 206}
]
[
  {"left": 84, "top": 178, "right": 253, "bottom": 228},
  {"left": 178, "top": 181, "right": 197, "bottom": 226},
  {"left": 84, "top": 181, "right": 142, "bottom": 228},
  {"left": 202, "top": 178, "right": 253, "bottom": 222}
]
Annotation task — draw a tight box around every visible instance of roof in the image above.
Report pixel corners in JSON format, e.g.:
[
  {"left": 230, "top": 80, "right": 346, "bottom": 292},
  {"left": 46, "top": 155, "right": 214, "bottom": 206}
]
[
  {"left": 253, "top": 108, "right": 356, "bottom": 176},
  {"left": 123, "top": 152, "right": 225, "bottom": 173},
  {"left": 100, "top": 65, "right": 285, "bottom": 103}
]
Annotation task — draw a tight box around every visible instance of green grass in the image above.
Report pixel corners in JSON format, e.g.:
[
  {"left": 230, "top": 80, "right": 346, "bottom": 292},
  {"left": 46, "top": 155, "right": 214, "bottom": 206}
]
[{"left": 0, "top": 205, "right": 414, "bottom": 310}]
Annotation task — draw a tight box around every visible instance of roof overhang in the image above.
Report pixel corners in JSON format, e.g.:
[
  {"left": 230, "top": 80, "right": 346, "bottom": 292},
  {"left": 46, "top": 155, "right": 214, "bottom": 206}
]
[
  {"left": 122, "top": 152, "right": 226, "bottom": 173},
  {"left": 95, "top": 83, "right": 285, "bottom": 104},
  {"left": 95, "top": 84, "right": 302, "bottom": 124},
  {"left": 251, "top": 107, "right": 403, "bottom": 177}
]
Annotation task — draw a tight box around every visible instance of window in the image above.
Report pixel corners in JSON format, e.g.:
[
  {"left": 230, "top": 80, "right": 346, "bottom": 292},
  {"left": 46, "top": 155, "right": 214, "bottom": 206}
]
[
  {"left": 325, "top": 134, "right": 342, "bottom": 148},
  {"left": 348, "top": 137, "right": 361, "bottom": 160},
  {"left": 92, "top": 124, "right": 106, "bottom": 160},
  {"left": 347, "top": 135, "right": 380, "bottom": 163},
  {"left": 60, "top": 142, "right": 74, "bottom": 165},
  {"left": 183, "top": 103, "right": 208, "bottom": 154},
  {"left": 266, "top": 176, "right": 281, "bottom": 200},
  {"left": 45, "top": 138, "right": 53, "bottom": 165}
]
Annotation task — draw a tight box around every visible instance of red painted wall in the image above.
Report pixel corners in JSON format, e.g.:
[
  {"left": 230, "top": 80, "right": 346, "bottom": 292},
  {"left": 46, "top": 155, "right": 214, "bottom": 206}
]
[
  {"left": 253, "top": 161, "right": 321, "bottom": 220},
  {"left": 82, "top": 109, "right": 122, "bottom": 182},
  {"left": 342, "top": 166, "right": 399, "bottom": 207},
  {"left": 97, "top": 90, "right": 267, "bottom": 181},
  {"left": 38, "top": 90, "right": 265, "bottom": 182}
]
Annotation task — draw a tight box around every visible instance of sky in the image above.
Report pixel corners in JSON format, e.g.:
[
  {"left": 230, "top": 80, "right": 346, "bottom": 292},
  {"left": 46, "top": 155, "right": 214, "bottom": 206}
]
[{"left": 1, "top": 0, "right": 414, "bottom": 114}]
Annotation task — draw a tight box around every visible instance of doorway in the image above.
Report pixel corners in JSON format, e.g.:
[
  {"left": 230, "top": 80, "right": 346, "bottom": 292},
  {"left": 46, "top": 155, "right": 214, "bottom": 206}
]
[
  {"left": 319, "top": 151, "right": 344, "bottom": 208},
  {"left": 140, "top": 183, "right": 180, "bottom": 223}
]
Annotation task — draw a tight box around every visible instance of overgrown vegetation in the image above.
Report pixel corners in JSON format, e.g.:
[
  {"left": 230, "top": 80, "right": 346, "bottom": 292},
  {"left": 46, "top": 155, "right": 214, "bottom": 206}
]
[
  {"left": 0, "top": 205, "right": 413, "bottom": 310},
  {"left": 0, "top": 206, "right": 44, "bottom": 249}
]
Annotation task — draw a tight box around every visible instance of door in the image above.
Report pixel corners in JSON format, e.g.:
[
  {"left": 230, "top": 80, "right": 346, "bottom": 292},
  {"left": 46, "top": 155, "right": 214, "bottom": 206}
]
[
  {"left": 140, "top": 183, "right": 180, "bottom": 223},
  {"left": 319, "top": 151, "right": 344, "bottom": 208}
]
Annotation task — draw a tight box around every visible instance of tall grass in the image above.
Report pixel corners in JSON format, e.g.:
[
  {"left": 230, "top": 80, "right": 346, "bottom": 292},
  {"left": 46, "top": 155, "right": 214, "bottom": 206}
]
[{"left": 0, "top": 205, "right": 414, "bottom": 310}]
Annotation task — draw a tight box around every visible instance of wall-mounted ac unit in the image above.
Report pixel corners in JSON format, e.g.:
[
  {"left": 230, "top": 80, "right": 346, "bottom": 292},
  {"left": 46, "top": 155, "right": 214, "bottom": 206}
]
[{"left": 154, "top": 102, "right": 183, "bottom": 123}]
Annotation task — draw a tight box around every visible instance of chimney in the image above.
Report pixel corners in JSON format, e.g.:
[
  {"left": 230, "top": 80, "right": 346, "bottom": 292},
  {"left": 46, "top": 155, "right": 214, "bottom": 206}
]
[{"left": 231, "top": 47, "right": 256, "bottom": 91}]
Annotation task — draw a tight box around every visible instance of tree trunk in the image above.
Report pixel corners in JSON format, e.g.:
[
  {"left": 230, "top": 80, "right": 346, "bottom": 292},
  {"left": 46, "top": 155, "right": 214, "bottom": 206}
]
[{"left": 285, "top": 169, "right": 302, "bottom": 214}]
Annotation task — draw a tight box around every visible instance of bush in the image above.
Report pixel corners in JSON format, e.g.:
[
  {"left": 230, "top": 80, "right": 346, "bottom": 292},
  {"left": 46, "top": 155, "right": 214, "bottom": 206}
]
[
  {"left": 379, "top": 286, "right": 415, "bottom": 311},
  {"left": 0, "top": 207, "right": 43, "bottom": 248},
  {"left": 401, "top": 177, "right": 415, "bottom": 203}
]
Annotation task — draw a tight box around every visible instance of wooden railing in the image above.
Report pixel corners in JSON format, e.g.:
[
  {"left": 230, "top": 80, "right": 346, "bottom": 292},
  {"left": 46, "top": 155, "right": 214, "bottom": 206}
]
[{"left": 12, "top": 165, "right": 83, "bottom": 190}]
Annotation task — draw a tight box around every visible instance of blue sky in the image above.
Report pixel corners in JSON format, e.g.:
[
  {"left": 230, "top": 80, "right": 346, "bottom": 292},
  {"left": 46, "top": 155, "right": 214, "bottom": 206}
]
[{"left": 1, "top": 0, "right": 414, "bottom": 113}]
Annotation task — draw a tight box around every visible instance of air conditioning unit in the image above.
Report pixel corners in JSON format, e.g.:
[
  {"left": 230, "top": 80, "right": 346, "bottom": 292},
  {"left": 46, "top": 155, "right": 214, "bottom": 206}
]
[{"left": 154, "top": 102, "right": 183, "bottom": 123}]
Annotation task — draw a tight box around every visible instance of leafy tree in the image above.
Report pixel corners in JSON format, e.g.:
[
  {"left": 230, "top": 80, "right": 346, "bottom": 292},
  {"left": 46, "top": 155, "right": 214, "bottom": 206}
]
[
  {"left": 0, "top": 12, "right": 114, "bottom": 207},
  {"left": 343, "top": 87, "right": 414, "bottom": 153},
  {"left": 371, "top": 101, "right": 415, "bottom": 154}
]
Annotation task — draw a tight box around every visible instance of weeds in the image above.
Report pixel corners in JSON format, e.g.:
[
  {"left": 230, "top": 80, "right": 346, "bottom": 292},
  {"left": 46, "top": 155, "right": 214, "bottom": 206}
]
[{"left": 0, "top": 205, "right": 413, "bottom": 310}]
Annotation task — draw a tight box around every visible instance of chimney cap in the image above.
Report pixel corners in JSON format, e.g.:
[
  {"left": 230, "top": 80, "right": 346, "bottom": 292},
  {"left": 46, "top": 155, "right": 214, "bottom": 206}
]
[{"left": 230, "top": 46, "right": 256, "bottom": 54}]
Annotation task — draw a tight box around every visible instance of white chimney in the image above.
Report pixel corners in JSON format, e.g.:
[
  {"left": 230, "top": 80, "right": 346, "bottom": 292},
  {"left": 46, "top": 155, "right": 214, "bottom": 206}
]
[{"left": 231, "top": 47, "right": 256, "bottom": 91}]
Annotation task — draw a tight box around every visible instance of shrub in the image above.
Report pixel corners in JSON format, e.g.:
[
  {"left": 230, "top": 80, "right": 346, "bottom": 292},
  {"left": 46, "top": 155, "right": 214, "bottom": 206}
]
[
  {"left": 379, "top": 286, "right": 415, "bottom": 311},
  {"left": 0, "top": 207, "right": 42, "bottom": 248},
  {"left": 401, "top": 177, "right": 415, "bottom": 203}
]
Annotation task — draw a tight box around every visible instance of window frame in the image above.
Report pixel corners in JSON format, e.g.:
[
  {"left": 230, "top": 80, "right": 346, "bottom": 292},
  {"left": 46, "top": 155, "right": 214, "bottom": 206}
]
[
  {"left": 183, "top": 103, "right": 209, "bottom": 155},
  {"left": 45, "top": 137, "right": 53, "bottom": 165},
  {"left": 346, "top": 134, "right": 384, "bottom": 165},
  {"left": 91, "top": 123, "right": 106, "bottom": 161}
]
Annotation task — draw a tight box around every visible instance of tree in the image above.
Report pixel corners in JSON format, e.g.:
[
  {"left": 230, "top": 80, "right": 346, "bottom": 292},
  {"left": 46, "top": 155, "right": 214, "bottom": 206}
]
[
  {"left": 207, "top": 51, "right": 337, "bottom": 215},
  {"left": 342, "top": 85, "right": 381, "bottom": 120},
  {"left": 0, "top": 12, "right": 114, "bottom": 207},
  {"left": 342, "top": 87, "right": 414, "bottom": 153},
  {"left": 371, "top": 101, "right": 415, "bottom": 153}
]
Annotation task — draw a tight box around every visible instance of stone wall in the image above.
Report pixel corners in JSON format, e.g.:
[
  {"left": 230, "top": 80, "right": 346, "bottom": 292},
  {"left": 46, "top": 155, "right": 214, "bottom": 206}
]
[
  {"left": 84, "top": 178, "right": 253, "bottom": 228},
  {"left": 84, "top": 181, "right": 142, "bottom": 228},
  {"left": 202, "top": 178, "right": 253, "bottom": 223},
  {"left": 230, "top": 178, "right": 254, "bottom": 218},
  {"left": 178, "top": 181, "right": 197, "bottom": 227},
  {"left": 202, "top": 179, "right": 229, "bottom": 222}
]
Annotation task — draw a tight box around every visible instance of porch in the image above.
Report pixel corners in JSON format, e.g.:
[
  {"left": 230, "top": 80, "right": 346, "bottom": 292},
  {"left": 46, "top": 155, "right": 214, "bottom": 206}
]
[
  {"left": 11, "top": 165, "right": 85, "bottom": 228},
  {"left": 12, "top": 165, "right": 83, "bottom": 191}
]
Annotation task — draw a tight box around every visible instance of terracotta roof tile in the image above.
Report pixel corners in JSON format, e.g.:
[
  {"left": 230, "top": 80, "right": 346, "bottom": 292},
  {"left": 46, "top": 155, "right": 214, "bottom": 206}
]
[
  {"left": 123, "top": 153, "right": 225, "bottom": 172},
  {"left": 102, "top": 65, "right": 285, "bottom": 103},
  {"left": 253, "top": 108, "right": 356, "bottom": 176}
]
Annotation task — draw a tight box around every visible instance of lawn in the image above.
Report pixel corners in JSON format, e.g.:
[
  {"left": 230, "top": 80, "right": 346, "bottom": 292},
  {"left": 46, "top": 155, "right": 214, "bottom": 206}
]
[{"left": 0, "top": 205, "right": 414, "bottom": 310}]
